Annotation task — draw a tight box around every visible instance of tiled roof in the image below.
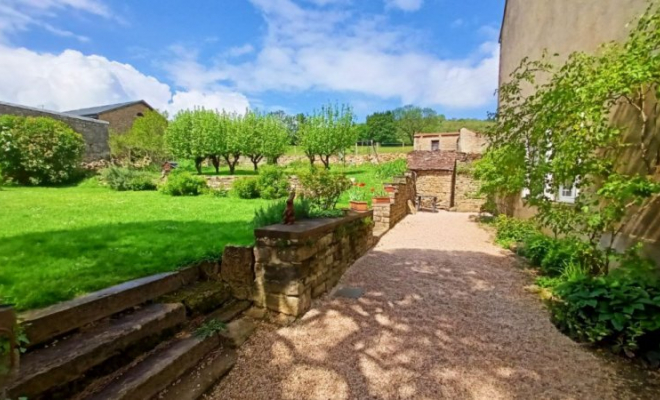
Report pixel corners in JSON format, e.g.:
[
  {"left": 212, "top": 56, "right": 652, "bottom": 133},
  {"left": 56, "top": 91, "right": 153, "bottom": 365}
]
[
  {"left": 414, "top": 132, "right": 459, "bottom": 138},
  {"left": 65, "top": 100, "right": 151, "bottom": 117},
  {"left": 407, "top": 151, "right": 481, "bottom": 171}
]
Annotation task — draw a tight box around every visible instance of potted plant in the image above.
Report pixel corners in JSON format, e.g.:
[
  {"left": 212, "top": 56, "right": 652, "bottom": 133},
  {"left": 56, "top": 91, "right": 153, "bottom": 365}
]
[
  {"left": 348, "top": 185, "right": 368, "bottom": 211},
  {"left": 384, "top": 184, "right": 396, "bottom": 193},
  {"left": 372, "top": 187, "right": 390, "bottom": 205}
]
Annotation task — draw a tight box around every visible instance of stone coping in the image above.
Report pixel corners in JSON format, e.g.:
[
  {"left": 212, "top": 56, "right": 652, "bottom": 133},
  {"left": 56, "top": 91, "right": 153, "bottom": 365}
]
[{"left": 254, "top": 210, "right": 373, "bottom": 240}]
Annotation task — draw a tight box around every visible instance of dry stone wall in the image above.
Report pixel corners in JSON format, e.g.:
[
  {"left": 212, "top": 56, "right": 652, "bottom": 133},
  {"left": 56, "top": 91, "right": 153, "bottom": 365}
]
[
  {"left": 372, "top": 173, "right": 416, "bottom": 233},
  {"left": 222, "top": 212, "right": 374, "bottom": 317},
  {"left": 415, "top": 170, "right": 454, "bottom": 209}
]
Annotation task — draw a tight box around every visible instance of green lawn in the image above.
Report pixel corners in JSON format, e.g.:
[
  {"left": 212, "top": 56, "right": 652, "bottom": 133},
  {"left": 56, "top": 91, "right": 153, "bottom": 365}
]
[{"left": 0, "top": 182, "right": 270, "bottom": 311}]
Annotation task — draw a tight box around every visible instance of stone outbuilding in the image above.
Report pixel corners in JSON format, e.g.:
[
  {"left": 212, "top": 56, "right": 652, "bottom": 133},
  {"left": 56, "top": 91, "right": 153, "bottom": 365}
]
[
  {"left": 0, "top": 101, "right": 110, "bottom": 161},
  {"left": 413, "top": 128, "right": 487, "bottom": 153},
  {"left": 65, "top": 100, "right": 154, "bottom": 133},
  {"left": 408, "top": 150, "right": 485, "bottom": 211}
]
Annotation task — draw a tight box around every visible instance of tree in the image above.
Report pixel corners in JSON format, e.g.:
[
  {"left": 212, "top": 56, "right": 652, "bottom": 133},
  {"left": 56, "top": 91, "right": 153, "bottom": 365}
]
[
  {"left": 476, "top": 3, "right": 660, "bottom": 272},
  {"left": 261, "top": 114, "right": 289, "bottom": 165},
  {"left": 166, "top": 109, "right": 220, "bottom": 174},
  {"left": 392, "top": 105, "right": 439, "bottom": 144},
  {"left": 299, "top": 103, "right": 357, "bottom": 168},
  {"left": 110, "top": 110, "right": 169, "bottom": 164},
  {"left": 219, "top": 111, "right": 244, "bottom": 175},
  {"left": 366, "top": 111, "right": 398, "bottom": 144}
]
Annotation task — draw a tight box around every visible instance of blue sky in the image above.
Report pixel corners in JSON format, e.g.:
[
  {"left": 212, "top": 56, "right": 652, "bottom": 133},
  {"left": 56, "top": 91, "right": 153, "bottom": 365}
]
[{"left": 0, "top": 0, "right": 505, "bottom": 120}]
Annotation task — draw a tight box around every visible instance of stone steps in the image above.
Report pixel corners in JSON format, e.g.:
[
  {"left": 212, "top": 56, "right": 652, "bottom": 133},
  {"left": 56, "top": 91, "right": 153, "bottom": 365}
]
[{"left": 8, "top": 303, "right": 186, "bottom": 400}]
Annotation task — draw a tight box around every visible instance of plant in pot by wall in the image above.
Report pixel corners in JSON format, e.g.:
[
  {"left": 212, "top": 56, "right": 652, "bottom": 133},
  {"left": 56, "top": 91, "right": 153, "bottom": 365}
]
[
  {"left": 348, "top": 185, "right": 368, "bottom": 212},
  {"left": 384, "top": 184, "right": 396, "bottom": 193},
  {"left": 372, "top": 187, "right": 390, "bottom": 205}
]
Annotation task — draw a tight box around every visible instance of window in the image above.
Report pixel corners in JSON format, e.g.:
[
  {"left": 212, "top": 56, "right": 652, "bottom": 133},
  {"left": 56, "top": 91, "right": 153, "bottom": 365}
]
[
  {"left": 558, "top": 184, "right": 577, "bottom": 203},
  {"left": 431, "top": 140, "right": 439, "bottom": 151}
]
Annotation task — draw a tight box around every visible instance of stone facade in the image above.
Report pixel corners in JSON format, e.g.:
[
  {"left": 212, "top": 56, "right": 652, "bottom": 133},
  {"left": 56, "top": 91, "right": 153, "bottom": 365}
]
[
  {"left": 415, "top": 170, "right": 454, "bottom": 209},
  {"left": 373, "top": 174, "right": 416, "bottom": 233},
  {"left": 276, "top": 152, "right": 407, "bottom": 167},
  {"left": 99, "top": 102, "right": 153, "bottom": 134},
  {"left": 456, "top": 128, "right": 488, "bottom": 154},
  {"left": 0, "top": 101, "right": 110, "bottom": 161},
  {"left": 454, "top": 161, "right": 486, "bottom": 212},
  {"left": 414, "top": 133, "right": 459, "bottom": 151},
  {"left": 253, "top": 212, "right": 374, "bottom": 316}
]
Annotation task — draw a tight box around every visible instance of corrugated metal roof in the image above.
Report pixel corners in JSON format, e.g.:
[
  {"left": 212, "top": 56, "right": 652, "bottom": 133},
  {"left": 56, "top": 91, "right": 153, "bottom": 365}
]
[{"left": 64, "top": 100, "right": 150, "bottom": 117}]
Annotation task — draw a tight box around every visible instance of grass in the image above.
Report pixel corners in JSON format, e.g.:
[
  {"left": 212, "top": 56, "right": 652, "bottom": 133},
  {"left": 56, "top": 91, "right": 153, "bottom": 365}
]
[{"left": 0, "top": 180, "right": 270, "bottom": 311}]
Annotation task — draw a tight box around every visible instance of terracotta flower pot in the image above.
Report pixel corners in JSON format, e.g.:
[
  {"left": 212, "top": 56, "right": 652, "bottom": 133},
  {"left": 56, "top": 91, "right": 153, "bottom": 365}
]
[
  {"left": 349, "top": 201, "right": 369, "bottom": 212},
  {"left": 372, "top": 197, "right": 391, "bottom": 205},
  {"left": 384, "top": 186, "right": 396, "bottom": 193}
]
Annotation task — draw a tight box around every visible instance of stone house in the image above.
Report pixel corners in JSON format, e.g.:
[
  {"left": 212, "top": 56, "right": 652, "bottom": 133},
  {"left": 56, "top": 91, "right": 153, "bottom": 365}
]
[
  {"left": 0, "top": 101, "right": 110, "bottom": 161},
  {"left": 499, "top": 0, "right": 660, "bottom": 262},
  {"left": 413, "top": 128, "right": 487, "bottom": 153},
  {"left": 65, "top": 100, "right": 153, "bottom": 133},
  {"left": 407, "top": 151, "right": 483, "bottom": 211}
]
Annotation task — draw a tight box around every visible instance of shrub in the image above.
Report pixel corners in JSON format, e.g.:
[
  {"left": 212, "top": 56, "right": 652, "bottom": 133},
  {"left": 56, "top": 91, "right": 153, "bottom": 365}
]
[
  {"left": 375, "top": 159, "right": 407, "bottom": 180},
  {"left": 298, "top": 167, "right": 351, "bottom": 210},
  {"left": 257, "top": 165, "right": 289, "bottom": 199},
  {"left": 519, "top": 233, "right": 552, "bottom": 266},
  {"left": 549, "top": 275, "right": 660, "bottom": 361},
  {"left": 0, "top": 115, "right": 85, "bottom": 185},
  {"left": 252, "top": 198, "right": 312, "bottom": 228},
  {"left": 232, "top": 177, "right": 260, "bottom": 199},
  {"left": 109, "top": 110, "right": 169, "bottom": 165},
  {"left": 159, "top": 172, "right": 207, "bottom": 196},
  {"left": 100, "top": 166, "right": 158, "bottom": 191},
  {"left": 206, "top": 187, "right": 229, "bottom": 198},
  {"left": 492, "top": 215, "right": 538, "bottom": 248}
]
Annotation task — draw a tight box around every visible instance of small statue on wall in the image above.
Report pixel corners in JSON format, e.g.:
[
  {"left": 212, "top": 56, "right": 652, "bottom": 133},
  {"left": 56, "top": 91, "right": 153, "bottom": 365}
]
[{"left": 282, "top": 191, "right": 296, "bottom": 225}]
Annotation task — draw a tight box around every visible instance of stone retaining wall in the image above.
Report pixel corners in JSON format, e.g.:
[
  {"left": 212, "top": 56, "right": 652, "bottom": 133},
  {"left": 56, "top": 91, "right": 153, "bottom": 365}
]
[
  {"left": 372, "top": 173, "right": 416, "bottom": 233},
  {"left": 222, "top": 212, "right": 374, "bottom": 317}
]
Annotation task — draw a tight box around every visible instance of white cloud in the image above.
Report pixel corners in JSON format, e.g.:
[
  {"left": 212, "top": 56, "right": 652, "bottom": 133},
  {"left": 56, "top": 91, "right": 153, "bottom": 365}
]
[
  {"left": 0, "top": 0, "right": 112, "bottom": 43},
  {"left": 384, "top": 0, "right": 423, "bottom": 12},
  {"left": 167, "top": 0, "right": 498, "bottom": 110},
  {"left": 0, "top": 45, "right": 249, "bottom": 115},
  {"left": 226, "top": 44, "right": 255, "bottom": 58}
]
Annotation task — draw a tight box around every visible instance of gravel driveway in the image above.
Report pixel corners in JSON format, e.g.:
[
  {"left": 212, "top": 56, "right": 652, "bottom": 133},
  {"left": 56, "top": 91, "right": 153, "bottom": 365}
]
[{"left": 208, "top": 212, "right": 658, "bottom": 400}]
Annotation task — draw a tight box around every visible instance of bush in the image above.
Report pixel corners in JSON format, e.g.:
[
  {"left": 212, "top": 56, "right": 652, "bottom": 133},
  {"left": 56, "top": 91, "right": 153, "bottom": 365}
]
[
  {"left": 375, "top": 159, "right": 407, "bottom": 180},
  {"left": 100, "top": 166, "right": 158, "bottom": 191},
  {"left": 549, "top": 275, "right": 660, "bottom": 362},
  {"left": 109, "top": 110, "right": 169, "bottom": 165},
  {"left": 252, "top": 198, "right": 312, "bottom": 228},
  {"left": 298, "top": 167, "right": 351, "bottom": 210},
  {"left": 257, "top": 165, "right": 289, "bottom": 199},
  {"left": 0, "top": 115, "right": 85, "bottom": 185},
  {"left": 492, "top": 215, "right": 538, "bottom": 248},
  {"left": 159, "top": 172, "right": 207, "bottom": 196},
  {"left": 232, "top": 177, "right": 260, "bottom": 199}
]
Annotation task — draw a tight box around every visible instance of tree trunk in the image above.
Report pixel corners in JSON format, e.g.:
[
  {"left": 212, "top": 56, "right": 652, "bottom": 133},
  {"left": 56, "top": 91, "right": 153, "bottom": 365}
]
[
  {"left": 251, "top": 155, "right": 263, "bottom": 171},
  {"left": 306, "top": 153, "right": 316, "bottom": 167},
  {"left": 194, "top": 156, "right": 205, "bottom": 174},
  {"left": 320, "top": 155, "right": 331, "bottom": 169},
  {"left": 223, "top": 154, "right": 240, "bottom": 175},
  {"left": 209, "top": 155, "right": 220, "bottom": 174}
]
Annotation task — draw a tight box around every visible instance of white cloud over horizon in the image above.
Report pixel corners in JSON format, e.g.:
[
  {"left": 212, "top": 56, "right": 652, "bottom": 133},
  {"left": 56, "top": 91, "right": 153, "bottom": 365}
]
[
  {"left": 0, "top": 45, "right": 250, "bottom": 115},
  {"left": 385, "top": 0, "right": 424, "bottom": 12},
  {"left": 165, "top": 0, "right": 499, "bottom": 110}
]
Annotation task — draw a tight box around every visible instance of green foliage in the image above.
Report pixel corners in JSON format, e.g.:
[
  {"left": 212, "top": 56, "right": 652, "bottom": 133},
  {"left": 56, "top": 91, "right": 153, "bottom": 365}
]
[
  {"left": 159, "top": 172, "right": 208, "bottom": 196},
  {"left": 375, "top": 159, "right": 407, "bottom": 181},
  {"left": 347, "top": 185, "right": 368, "bottom": 202},
  {"left": 252, "top": 198, "right": 312, "bottom": 228},
  {"left": 298, "top": 167, "right": 351, "bottom": 210},
  {"left": 549, "top": 274, "right": 660, "bottom": 360},
  {"left": 309, "top": 208, "right": 344, "bottom": 218},
  {"left": 392, "top": 105, "right": 439, "bottom": 144},
  {"left": 365, "top": 111, "right": 398, "bottom": 143},
  {"left": 0, "top": 115, "right": 85, "bottom": 185},
  {"left": 99, "top": 166, "right": 158, "bottom": 191},
  {"left": 298, "top": 103, "right": 357, "bottom": 168},
  {"left": 242, "top": 111, "right": 289, "bottom": 169},
  {"left": 483, "top": 5, "right": 660, "bottom": 271},
  {"left": 492, "top": 215, "right": 538, "bottom": 248},
  {"left": 232, "top": 177, "right": 260, "bottom": 199},
  {"left": 256, "top": 165, "right": 290, "bottom": 199},
  {"left": 195, "top": 318, "right": 226, "bottom": 339},
  {"left": 109, "top": 110, "right": 169, "bottom": 165}
]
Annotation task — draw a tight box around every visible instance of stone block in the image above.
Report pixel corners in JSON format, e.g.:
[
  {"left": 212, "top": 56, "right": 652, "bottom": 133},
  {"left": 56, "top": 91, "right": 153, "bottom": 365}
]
[
  {"left": 253, "top": 247, "right": 271, "bottom": 263},
  {"left": 221, "top": 246, "right": 255, "bottom": 286},
  {"left": 273, "top": 244, "right": 318, "bottom": 263},
  {"left": 312, "top": 282, "right": 327, "bottom": 298},
  {"left": 264, "top": 280, "right": 307, "bottom": 296},
  {"left": 265, "top": 290, "right": 311, "bottom": 316}
]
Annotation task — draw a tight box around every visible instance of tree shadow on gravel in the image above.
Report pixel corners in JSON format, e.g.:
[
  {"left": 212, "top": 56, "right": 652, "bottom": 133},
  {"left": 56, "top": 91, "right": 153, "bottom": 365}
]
[{"left": 213, "top": 248, "right": 660, "bottom": 400}]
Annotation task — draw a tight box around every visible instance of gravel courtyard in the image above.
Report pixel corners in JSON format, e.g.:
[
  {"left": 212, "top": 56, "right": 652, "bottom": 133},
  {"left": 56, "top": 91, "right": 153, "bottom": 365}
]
[{"left": 209, "top": 212, "right": 657, "bottom": 400}]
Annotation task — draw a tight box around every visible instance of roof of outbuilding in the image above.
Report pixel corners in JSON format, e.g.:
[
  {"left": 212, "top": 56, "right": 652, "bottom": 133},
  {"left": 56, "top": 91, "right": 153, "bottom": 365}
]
[
  {"left": 64, "top": 100, "right": 152, "bottom": 117},
  {"left": 407, "top": 150, "right": 459, "bottom": 171},
  {"left": 413, "top": 132, "right": 459, "bottom": 138},
  {"left": 0, "top": 100, "right": 108, "bottom": 125}
]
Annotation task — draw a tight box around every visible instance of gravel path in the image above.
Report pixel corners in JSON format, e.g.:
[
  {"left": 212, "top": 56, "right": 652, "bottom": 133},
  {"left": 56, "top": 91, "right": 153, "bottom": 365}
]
[{"left": 208, "top": 212, "right": 657, "bottom": 400}]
